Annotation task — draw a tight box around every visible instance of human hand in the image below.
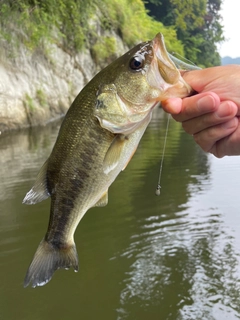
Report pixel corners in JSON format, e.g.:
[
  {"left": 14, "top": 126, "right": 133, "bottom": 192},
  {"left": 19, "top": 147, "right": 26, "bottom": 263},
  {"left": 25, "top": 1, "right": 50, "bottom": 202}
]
[{"left": 162, "top": 65, "right": 240, "bottom": 158}]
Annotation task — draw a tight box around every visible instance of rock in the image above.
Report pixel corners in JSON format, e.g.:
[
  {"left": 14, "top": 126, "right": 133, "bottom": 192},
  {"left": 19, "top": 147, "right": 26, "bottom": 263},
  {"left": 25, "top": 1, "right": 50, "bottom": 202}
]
[{"left": 0, "top": 37, "right": 100, "bottom": 133}]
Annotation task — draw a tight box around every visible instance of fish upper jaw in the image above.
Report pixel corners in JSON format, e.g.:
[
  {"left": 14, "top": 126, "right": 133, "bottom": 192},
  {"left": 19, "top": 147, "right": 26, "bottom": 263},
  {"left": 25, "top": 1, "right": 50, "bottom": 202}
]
[{"left": 147, "top": 33, "right": 192, "bottom": 100}]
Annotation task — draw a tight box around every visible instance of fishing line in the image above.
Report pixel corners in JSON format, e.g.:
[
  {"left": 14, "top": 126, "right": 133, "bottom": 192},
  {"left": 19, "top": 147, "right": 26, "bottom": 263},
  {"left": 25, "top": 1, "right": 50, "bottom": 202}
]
[
  {"left": 171, "top": 52, "right": 198, "bottom": 66},
  {"left": 168, "top": 53, "right": 201, "bottom": 71},
  {"left": 155, "top": 113, "right": 171, "bottom": 196}
]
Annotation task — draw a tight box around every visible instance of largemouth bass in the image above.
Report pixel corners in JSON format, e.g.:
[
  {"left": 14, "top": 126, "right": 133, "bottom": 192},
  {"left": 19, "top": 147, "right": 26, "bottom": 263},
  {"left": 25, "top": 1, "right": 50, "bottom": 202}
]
[{"left": 23, "top": 33, "right": 192, "bottom": 288}]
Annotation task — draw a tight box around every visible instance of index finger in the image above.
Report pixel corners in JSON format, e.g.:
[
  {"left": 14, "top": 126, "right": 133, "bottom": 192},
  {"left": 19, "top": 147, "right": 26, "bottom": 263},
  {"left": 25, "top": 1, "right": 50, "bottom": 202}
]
[
  {"left": 172, "top": 92, "right": 220, "bottom": 122},
  {"left": 180, "top": 68, "right": 218, "bottom": 92}
]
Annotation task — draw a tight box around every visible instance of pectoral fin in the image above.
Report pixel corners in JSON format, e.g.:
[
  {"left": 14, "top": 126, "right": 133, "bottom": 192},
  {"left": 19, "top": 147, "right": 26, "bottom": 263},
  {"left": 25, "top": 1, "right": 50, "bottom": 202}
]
[
  {"left": 103, "top": 134, "right": 127, "bottom": 174},
  {"left": 94, "top": 190, "right": 108, "bottom": 207},
  {"left": 23, "top": 159, "right": 50, "bottom": 205}
]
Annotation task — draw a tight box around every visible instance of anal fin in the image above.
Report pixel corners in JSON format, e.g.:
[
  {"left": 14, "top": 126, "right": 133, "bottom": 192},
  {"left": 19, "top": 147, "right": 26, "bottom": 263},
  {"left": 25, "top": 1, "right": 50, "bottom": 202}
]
[{"left": 94, "top": 190, "right": 108, "bottom": 207}]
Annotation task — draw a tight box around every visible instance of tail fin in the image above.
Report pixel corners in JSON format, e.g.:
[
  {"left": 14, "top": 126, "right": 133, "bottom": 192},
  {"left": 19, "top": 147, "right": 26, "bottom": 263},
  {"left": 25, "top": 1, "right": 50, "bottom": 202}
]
[{"left": 24, "top": 239, "right": 79, "bottom": 288}]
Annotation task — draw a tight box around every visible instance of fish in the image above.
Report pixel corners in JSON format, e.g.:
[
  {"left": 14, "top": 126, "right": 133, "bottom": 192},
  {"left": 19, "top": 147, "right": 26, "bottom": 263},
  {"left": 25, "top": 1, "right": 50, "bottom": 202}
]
[{"left": 22, "top": 33, "right": 192, "bottom": 288}]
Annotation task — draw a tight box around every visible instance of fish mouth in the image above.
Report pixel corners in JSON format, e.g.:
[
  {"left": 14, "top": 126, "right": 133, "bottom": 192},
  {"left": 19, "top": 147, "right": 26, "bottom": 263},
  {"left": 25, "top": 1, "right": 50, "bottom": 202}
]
[
  {"left": 149, "top": 33, "right": 192, "bottom": 99},
  {"left": 152, "top": 33, "right": 180, "bottom": 85}
]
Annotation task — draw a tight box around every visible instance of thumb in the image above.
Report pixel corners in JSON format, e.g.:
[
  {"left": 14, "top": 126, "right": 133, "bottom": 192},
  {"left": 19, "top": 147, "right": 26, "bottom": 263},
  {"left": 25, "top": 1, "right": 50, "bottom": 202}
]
[
  {"left": 161, "top": 98, "right": 182, "bottom": 114},
  {"left": 180, "top": 69, "right": 208, "bottom": 93},
  {"left": 180, "top": 67, "right": 226, "bottom": 93}
]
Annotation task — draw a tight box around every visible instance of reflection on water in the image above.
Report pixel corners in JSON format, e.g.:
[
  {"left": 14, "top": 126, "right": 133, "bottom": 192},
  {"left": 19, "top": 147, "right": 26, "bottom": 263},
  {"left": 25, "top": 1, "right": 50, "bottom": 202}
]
[
  {"left": 117, "top": 202, "right": 240, "bottom": 319},
  {"left": 0, "top": 109, "right": 240, "bottom": 320}
]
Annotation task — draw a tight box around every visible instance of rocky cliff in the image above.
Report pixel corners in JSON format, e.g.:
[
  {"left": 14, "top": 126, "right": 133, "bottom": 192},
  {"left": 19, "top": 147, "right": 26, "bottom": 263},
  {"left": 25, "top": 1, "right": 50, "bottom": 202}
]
[{"left": 0, "top": 33, "right": 127, "bottom": 133}]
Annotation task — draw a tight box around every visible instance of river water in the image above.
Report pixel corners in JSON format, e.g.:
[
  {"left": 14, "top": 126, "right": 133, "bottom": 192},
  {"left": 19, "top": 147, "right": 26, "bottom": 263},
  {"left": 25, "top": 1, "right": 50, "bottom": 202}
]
[{"left": 0, "top": 109, "right": 240, "bottom": 320}]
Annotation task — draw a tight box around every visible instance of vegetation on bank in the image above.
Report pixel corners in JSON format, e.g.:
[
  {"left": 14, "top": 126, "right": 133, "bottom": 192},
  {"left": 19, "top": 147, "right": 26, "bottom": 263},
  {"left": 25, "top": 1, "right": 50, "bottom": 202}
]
[
  {"left": 0, "top": 0, "right": 224, "bottom": 66},
  {"left": 0, "top": 0, "right": 183, "bottom": 64},
  {"left": 146, "top": 0, "right": 224, "bottom": 66}
]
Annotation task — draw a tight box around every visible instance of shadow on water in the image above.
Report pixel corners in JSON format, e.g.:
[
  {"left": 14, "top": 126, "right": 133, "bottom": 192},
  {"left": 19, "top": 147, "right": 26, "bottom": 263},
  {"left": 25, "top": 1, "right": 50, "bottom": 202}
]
[{"left": 0, "top": 109, "right": 240, "bottom": 320}]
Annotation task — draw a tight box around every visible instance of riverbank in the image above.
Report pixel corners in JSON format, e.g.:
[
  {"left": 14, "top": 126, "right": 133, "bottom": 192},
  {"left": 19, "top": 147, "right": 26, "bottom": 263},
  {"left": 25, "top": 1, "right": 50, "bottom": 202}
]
[{"left": 0, "top": 1, "right": 183, "bottom": 133}]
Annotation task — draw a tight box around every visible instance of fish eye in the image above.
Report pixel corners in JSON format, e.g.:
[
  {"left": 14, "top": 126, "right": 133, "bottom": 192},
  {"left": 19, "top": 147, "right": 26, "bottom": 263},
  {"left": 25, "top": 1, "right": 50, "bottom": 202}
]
[{"left": 129, "top": 56, "right": 144, "bottom": 71}]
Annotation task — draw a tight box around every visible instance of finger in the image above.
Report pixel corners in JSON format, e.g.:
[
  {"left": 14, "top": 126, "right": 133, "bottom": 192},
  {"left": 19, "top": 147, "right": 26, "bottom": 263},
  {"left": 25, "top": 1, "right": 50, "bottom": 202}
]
[
  {"left": 212, "top": 118, "right": 240, "bottom": 157},
  {"left": 161, "top": 98, "right": 182, "bottom": 114},
  {"left": 193, "top": 117, "right": 239, "bottom": 155},
  {"left": 161, "top": 92, "right": 219, "bottom": 118},
  {"left": 182, "top": 100, "right": 238, "bottom": 135},
  {"left": 172, "top": 92, "right": 220, "bottom": 123},
  {"left": 180, "top": 67, "right": 221, "bottom": 92}
]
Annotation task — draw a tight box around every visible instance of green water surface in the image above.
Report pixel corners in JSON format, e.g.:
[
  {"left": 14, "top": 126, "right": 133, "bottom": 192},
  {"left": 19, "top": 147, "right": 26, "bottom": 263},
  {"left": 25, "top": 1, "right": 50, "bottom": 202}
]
[{"left": 0, "top": 109, "right": 239, "bottom": 320}]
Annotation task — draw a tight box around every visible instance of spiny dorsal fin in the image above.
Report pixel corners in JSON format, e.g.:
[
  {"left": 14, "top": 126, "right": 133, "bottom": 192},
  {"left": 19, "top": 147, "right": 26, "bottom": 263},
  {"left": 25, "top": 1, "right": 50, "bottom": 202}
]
[
  {"left": 94, "top": 190, "right": 108, "bottom": 207},
  {"left": 103, "top": 134, "right": 127, "bottom": 174},
  {"left": 23, "top": 159, "right": 50, "bottom": 205}
]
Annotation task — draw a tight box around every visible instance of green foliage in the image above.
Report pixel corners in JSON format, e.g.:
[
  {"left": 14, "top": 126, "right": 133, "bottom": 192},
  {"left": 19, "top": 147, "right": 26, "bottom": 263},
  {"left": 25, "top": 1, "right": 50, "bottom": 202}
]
[
  {"left": 0, "top": 0, "right": 184, "bottom": 59},
  {"left": 1, "top": 0, "right": 223, "bottom": 67},
  {"left": 98, "top": 0, "right": 184, "bottom": 55},
  {"left": 91, "top": 36, "right": 117, "bottom": 65},
  {"left": 0, "top": 0, "right": 95, "bottom": 53},
  {"left": 36, "top": 89, "right": 47, "bottom": 107},
  {"left": 24, "top": 94, "right": 35, "bottom": 112},
  {"left": 0, "top": 0, "right": 224, "bottom": 68},
  {"left": 145, "top": 0, "right": 224, "bottom": 66}
]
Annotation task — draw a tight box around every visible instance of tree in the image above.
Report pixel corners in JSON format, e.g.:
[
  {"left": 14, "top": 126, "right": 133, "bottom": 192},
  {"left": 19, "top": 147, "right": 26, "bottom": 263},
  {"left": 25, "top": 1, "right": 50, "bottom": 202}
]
[{"left": 145, "top": 0, "right": 224, "bottom": 66}]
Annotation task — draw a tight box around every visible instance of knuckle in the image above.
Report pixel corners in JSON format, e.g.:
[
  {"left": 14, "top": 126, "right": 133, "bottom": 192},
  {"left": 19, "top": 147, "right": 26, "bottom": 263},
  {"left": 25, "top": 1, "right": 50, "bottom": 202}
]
[
  {"left": 172, "top": 115, "right": 182, "bottom": 122},
  {"left": 212, "top": 146, "right": 224, "bottom": 158},
  {"left": 182, "top": 122, "right": 193, "bottom": 134},
  {"left": 193, "top": 133, "right": 211, "bottom": 153}
]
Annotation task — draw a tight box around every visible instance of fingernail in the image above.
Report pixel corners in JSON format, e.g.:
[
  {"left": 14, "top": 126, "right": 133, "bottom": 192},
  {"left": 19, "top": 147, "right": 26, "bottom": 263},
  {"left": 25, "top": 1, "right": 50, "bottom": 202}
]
[
  {"left": 216, "top": 101, "right": 237, "bottom": 118},
  {"left": 197, "top": 95, "right": 216, "bottom": 113},
  {"left": 222, "top": 117, "right": 238, "bottom": 129}
]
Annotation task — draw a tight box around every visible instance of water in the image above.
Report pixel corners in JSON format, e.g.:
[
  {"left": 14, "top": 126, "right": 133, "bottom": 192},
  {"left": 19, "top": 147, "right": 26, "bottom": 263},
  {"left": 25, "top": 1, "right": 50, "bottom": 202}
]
[{"left": 0, "top": 109, "right": 240, "bottom": 320}]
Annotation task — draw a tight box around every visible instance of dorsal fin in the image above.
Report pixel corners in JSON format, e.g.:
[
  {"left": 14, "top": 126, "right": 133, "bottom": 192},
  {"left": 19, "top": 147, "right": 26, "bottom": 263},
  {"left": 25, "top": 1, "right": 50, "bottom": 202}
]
[{"left": 23, "top": 159, "right": 50, "bottom": 205}]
